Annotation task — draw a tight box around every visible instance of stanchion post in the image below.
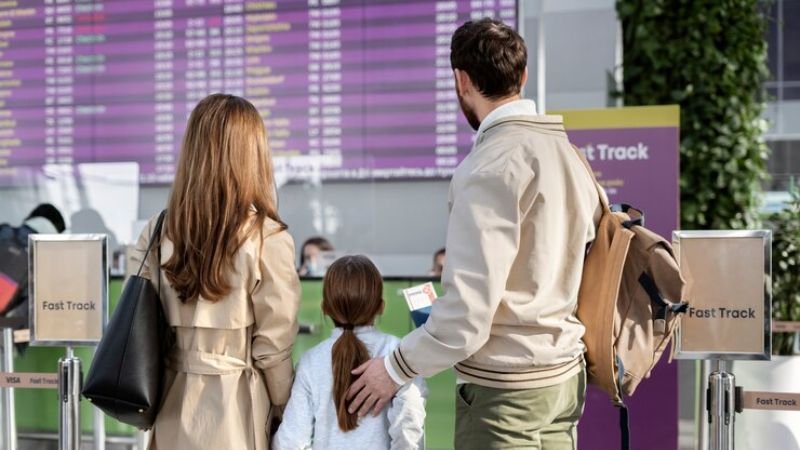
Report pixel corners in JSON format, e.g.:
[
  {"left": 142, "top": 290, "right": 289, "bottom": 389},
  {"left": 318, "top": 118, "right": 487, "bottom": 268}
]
[
  {"left": 708, "top": 360, "right": 736, "bottom": 450},
  {"left": 58, "top": 347, "right": 81, "bottom": 450},
  {"left": 2, "top": 327, "right": 17, "bottom": 450},
  {"left": 93, "top": 405, "right": 106, "bottom": 450},
  {"left": 136, "top": 430, "right": 150, "bottom": 450}
]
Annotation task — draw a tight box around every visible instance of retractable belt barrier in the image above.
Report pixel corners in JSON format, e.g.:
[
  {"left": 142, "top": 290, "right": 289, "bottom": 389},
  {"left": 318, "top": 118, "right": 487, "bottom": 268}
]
[
  {"left": 740, "top": 391, "right": 800, "bottom": 412},
  {"left": 13, "top": 329, "right": 29, "bottom": 344},
  {"left": 772, "top": 321, "right": 800, "bottom": 333},
  {"left": 742, "top": 322, "right": 800, "bottom": 413},
  {"left": 0, "top": 372, "right": 59, "bottom": 389}
]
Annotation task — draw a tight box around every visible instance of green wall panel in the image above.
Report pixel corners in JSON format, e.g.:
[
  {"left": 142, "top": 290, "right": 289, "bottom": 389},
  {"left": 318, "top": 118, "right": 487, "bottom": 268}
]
[{"left": 12, "top": 278, "right": 455, "bottom": 448}]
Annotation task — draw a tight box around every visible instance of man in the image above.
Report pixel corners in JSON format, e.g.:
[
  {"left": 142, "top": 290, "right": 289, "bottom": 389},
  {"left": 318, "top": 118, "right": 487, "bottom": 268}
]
[
  {"left": 0, "top": 203, "right": 66, "bottom": 319},
  {"left": 348, "top": 19, "right": 601, "bottom": 449}
]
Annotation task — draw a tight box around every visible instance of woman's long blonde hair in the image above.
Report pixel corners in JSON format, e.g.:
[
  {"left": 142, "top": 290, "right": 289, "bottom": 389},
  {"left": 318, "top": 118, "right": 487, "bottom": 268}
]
[{"left": 163, "top": 94, "right": 285, "bottom": 302}]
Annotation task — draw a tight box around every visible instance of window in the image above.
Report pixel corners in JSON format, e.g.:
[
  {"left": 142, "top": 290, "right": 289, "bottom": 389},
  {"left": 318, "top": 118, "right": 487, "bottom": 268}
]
[
  {"left": 766, "top": 139, "right": 800, "bottom": 191},
  {"left": 765, "top": 0, "right": 800, "bottom": 100}
]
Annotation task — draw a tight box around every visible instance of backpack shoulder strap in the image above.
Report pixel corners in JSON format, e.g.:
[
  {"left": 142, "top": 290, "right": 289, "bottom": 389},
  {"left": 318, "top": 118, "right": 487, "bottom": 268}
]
[{"left": 570, "top": 144, "right": 609, "bottom": 211}]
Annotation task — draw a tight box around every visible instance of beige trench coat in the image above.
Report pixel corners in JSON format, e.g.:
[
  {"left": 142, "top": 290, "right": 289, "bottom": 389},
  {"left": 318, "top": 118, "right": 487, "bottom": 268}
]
[{"left": 132, "top": 214, "right": 300, "bottom": 450}]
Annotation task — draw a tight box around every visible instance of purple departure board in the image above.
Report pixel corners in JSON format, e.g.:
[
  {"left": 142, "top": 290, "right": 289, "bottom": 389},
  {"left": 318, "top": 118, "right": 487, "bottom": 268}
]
[{"left": 0, "top": 0, "right": 516, "bottom": 184}]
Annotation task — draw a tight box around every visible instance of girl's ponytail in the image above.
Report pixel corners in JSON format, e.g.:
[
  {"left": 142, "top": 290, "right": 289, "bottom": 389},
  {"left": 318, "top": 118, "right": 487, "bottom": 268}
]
[
  {"left": 331, "top": 326, "right": 370, "bottom": 431},
  {"left": 322, "top": 255, "right": 385, "bottom": 432}
]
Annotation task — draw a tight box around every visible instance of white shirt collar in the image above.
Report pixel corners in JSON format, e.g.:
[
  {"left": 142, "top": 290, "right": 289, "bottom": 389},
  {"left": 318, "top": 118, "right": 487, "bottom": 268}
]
[{"left": 476, "top": 98, "right": 538, "bottom": 136}]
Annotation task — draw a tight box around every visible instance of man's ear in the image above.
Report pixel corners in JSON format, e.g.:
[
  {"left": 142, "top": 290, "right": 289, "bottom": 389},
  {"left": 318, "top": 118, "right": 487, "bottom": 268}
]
[
  {"left": 520, "top": 67, "right": 529, "bottom": 92},
  {"left": 379, "top": 299, "right": 386, "bottom": 316},
  {"left": 453, "top": 68, "right": 469, "bottom": 96}
]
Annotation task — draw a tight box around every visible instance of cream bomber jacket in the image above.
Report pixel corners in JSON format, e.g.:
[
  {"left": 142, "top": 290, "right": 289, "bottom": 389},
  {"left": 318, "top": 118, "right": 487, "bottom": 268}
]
[{"left": 388, "top": 114, "right": 601, "bottom": 389}]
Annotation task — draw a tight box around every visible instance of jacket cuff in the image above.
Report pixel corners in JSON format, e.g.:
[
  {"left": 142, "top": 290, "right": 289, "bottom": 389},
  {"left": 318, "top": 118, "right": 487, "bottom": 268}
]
[
  {"left": 384, "top": 354, "right": 405, "bottom": 386},
  {"left": 386, "top": 348, "right": 416, "bottom": 385}
]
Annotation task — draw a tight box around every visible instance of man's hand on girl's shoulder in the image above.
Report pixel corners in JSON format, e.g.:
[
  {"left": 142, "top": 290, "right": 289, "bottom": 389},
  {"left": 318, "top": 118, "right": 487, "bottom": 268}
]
[{"left": 346, "top": 357, "right": 400, "bottom": 417}]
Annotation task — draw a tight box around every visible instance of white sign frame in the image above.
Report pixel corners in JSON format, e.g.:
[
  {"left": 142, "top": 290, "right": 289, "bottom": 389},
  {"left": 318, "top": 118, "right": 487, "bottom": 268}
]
[
  {"left": 672, "top": 230, "right": 772, "bottom": 361},
  {"left": 28, "top": 234, "right": 108, "bottom": 347}
]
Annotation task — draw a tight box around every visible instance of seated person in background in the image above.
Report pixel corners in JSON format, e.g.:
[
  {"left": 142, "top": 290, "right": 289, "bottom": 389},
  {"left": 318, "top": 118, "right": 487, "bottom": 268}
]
[
  {"left": 274, "top": 255, "right": 426, "bottom": 450},
  {"left": 429, "top": 247, "right": 445, "bottom": 277},
  {"left": 0, "top": 203, "right": 65, "bottom": 321},
  {"left": 297, "top": 236, "right": 334, "bottom": 277}
]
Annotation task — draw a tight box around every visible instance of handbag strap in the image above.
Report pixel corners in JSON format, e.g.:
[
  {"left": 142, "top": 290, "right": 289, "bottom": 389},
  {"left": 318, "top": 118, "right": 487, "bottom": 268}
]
[
  {"left": 570, "top": 144, "right": 609, "bottom": 212},
  {"left": 135, "top": 210, "right": 167, "bottom": 278}
]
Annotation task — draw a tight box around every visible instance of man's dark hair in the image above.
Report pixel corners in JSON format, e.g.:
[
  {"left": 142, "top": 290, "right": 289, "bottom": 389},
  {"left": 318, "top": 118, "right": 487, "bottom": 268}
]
[
  {"left": 450, "top": 18, "right": 527, "bottom": 100},
  {"left": 26, "top": 203, "right": 65, "bottom": 233}
]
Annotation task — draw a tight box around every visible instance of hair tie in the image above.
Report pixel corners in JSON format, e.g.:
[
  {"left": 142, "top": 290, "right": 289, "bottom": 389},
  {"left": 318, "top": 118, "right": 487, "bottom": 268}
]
[{"left": 341, "top": 324, "right": 354, "bottom": 331}]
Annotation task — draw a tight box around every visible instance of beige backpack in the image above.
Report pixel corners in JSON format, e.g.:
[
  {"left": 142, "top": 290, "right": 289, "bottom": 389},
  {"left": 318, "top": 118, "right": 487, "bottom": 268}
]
[{"left": 573, "top": 147, "right": 688, "bottom": 449}]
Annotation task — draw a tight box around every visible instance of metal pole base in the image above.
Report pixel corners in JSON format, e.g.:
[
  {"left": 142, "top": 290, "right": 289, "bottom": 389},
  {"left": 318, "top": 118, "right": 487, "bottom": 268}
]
[
  {"left": 93, "top": 406, "right": 106, "bottom": 450},
  {"left": 1, "top": 327, "right": 17, "bottom": 450},
  {"left": 136, "top": 430, "right": 150, "bottom": 450},
  {"left": 58, "top": 348, "right": 81, "bottom": 450},
  {"left": 708, "top": 361, "right": 736, "bottom": 450}
]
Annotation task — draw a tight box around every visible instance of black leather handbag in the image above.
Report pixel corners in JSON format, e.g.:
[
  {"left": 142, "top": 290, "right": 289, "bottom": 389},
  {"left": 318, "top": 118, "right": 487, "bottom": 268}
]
[{"left": 83, "top": 210, "right": 172, "bottom": 429}]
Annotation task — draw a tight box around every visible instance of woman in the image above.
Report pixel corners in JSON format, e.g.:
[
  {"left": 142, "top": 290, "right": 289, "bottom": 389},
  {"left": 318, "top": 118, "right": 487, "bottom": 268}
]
[
  {"left": 132, "top": 94, "right": 300, "bottom": 449},
  {"left": 297, "top": 236, "right": 334, "bottom": 276}
]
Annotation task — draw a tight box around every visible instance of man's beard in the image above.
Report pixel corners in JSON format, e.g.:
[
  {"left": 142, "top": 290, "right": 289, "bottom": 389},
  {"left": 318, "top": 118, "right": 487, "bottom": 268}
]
[{"left": 457, "top": 91, "right": 481, "bottom": 131}]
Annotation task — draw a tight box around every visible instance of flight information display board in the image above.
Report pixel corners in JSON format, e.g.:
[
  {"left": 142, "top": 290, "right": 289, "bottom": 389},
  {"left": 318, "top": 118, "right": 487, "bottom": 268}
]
[{"left": 0, "top": 0, "right": 516, "bottom": 184}]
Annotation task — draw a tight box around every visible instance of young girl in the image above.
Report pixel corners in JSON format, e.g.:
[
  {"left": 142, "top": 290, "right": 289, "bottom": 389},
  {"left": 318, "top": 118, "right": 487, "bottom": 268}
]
[{"left": 273, "top": 255, "right": 426, "bottom": 450}]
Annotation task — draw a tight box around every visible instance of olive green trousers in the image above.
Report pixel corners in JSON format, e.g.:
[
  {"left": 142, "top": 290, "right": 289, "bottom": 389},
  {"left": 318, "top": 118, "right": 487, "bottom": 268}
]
[{"left": 454, "top": 368, "right": 587, "bottom": 450}]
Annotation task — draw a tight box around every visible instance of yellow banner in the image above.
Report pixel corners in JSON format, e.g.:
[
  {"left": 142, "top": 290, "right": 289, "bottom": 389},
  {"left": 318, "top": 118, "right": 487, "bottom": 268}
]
[{"left": 549, "top": 105, "right": 680, "bottom": 130}]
